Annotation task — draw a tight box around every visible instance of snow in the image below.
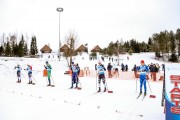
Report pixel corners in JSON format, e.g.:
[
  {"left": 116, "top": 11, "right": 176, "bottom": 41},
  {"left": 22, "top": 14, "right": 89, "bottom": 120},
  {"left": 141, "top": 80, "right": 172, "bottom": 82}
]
[{"left": 0, "top": 53, "right": 165, "bottom": 120}]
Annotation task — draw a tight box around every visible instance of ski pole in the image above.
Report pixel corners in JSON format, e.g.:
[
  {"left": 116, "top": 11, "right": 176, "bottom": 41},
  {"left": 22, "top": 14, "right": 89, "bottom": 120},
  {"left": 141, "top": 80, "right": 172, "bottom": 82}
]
[
  {"left": 21, "top": 73, "right": 28, "bottom": 81},
  {"left": 105, "top": 79, "right": 113, "bottom": 93},
  {"left": 45, "top": 76, "right": 48, "bottom": 85},
  {"left": 77, "top": 77, "right": 82, "bottom": 90},
  {"left": 32, "top": 76, "right": 37, "bottom": 84},
  {"left": 50, "top": 75, "right": 55, "bottom": 87},
  {"left": 136, "top": 78, "right": 137, "bottom": 93},
  {"left": 147, "top": 79, "right": 152, "bottom": 93},
  {"left": 147, "top": 76, "right": 156, "bottom": 98},
  {"left": 96, "top": 71, "right": 97, "bottom": 91}
]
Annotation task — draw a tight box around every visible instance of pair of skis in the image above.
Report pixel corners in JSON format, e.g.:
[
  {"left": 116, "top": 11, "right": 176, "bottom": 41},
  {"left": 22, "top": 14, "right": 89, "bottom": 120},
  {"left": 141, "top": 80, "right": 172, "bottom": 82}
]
[
  {"left": 136, "top": 93, "right": 146, "bottom": 101},
  {"left": 16, "top": 81, "right": 36, "bottom": 85},
  {"left": 91, "top": 90, "right": 109, "bottom": 95}
]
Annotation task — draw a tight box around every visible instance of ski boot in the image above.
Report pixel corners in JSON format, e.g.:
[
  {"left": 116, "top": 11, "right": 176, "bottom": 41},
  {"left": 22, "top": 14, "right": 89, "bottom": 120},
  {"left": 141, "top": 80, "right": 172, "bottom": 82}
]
[
  {"left": 144, "top": 91, "right": 147, "bottom": 96},
  {"left": 47, "top": 84, "right": 51, "bottom": 86},
  {"left": 97, "top": 87, "right": 101, "bottom": 92},
  {"left": 139, "top": 91, "right": 142, "bottom": 95},
  {"left": 104, "top": 87, "right": 107, "bottom": 92},
  {"left": 75, "top": 83, "right": 78, "bottom": 89}
]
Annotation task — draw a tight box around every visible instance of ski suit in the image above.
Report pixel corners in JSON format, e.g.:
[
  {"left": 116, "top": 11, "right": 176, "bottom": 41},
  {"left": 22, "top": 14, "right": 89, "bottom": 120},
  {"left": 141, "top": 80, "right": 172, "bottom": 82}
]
[
  {"left": 137, "top": 65, "right": 149, "bottom": 92},
  {"left": 45, "top": 64, "right": 52, "bottom": 85},
  {"left": 76, "top": 65, "right": 80, "bottom": 83},
  {"left": 97, "top": 64, "right": 106, "bottom": 89},
  {"left": 14, "top": 65, "right": 22, "bottom": 81},
  {"left": 71, "top": 65, "right": 78, "bottom": 88},
  {"left": 25, "top": 66, "right": 32, "bottom": 83}
]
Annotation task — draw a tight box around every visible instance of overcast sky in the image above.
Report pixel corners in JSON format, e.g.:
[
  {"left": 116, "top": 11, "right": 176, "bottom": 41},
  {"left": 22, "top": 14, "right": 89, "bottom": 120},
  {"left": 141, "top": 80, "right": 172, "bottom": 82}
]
[{"left": 0, "top": 0, "right": 180, "bottom": 51}]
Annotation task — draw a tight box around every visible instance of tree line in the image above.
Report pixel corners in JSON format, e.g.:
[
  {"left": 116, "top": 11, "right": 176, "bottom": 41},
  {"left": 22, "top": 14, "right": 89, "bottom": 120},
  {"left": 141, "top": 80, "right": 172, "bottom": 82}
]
[
  {"left": 99, "top": 28, "right": 180, "bottom": 62},
  {"left": 1, "top": 28, "right": 180, "bottom": 62},
  {"left": 0, "top": 33, "right": 38, "bottom": 57},
  {"left": 150, "top": 28, "right": 180, "bottom": 62}
]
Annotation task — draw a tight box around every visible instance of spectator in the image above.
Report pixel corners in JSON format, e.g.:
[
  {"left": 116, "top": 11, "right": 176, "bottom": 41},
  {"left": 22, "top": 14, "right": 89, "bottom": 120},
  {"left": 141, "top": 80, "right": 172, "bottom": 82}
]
[
  {"left": 149, "top": 63, "right": 153, "bottom": 79},
  {"left": 95, "top": 64, "right": 97, "bottom": 71},
  {"left": 151, "top": 64, "right": 157, "bottom": 81},
  {"left": 107, "top": 62, "right": 113, "bottom": 78},
  {"left": 125, "top": 64, "right": 128, "bottom": 71},
  {"left": 121, "top": 63, "right": 125, "bottom": 71},
  {"left": 132, "top": 64, "right": 138, "bottom": 78},
  {"left": 114, "top": 67, "right": 119, "bottom": 78}
]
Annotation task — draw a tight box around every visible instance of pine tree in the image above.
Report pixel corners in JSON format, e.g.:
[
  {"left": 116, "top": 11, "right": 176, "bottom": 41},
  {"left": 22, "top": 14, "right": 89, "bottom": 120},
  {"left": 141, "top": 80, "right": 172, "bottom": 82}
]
[
  {"left": 24, "top": 43, "right": 28, "bottom": 56},
  {"left": 176, "top": 28, "right": 180, "bottom": 56},
  {"left": 130, "top": 39, "right": 140, "bottom": 53},
  {"left": 124, "top": 41, "right": 130, "bottom": 52},
  {"left": 5, "top": 41, "right": 11, "bottom": 56},
  {"left": 164, "top": 30, "right": 170, "bottom": 59},
  {"left": 0, "top": 45, "right": 4, "bottom": 56},
  {"left": 13, "top": 43, "right": 19, "bottom": 56},
  {"left": 107, "top": 41, "right": 114, "bottom": 56},
  {"left": 169, "top": 31, "right": 178, "bottom": 62},
  {"left": 147, "top": 37, "right": 152, "bottom": 51},
  {"left": 18, "top": 35, "right": 25, "bottom": 57},
  {"left": 140, "top": 41, "right": 147, "bottom": 52},
  {"left": 152, "top": 33, "right": 160, "bottom": 58},
  {"left": 30, "top": 36, "right": 38, "bottom": 55}
]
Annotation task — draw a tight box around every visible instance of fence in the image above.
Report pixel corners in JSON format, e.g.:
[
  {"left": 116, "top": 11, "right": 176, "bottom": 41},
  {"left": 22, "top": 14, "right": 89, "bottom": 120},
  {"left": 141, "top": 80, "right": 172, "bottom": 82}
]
[{"left": 75, "top": 67, "right": 164, "bottom": 81}]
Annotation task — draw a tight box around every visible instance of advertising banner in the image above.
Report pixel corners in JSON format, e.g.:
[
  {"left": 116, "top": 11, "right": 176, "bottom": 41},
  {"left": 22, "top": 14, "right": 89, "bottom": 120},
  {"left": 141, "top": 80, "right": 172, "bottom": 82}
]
[{"left": 165, "top": 64, "right": 180, "bottom": 120}]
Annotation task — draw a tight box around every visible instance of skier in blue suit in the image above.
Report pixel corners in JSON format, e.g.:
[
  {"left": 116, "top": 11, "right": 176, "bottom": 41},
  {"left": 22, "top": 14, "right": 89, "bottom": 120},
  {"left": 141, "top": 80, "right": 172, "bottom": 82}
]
[
  {"left": 96, "top": 60, "right": 107, "bottom": 92},
  {"left": 24, "top": 64, "right": 33, "bottom": 84},
  {"left": 70, "top": 62, "right": 78, "bottom": 89},
  {"left": 137, "top": 60, "right": 149, "bottom": 96},
  {"left": 14, "top": 64, "right": 22, "bottom": 83}
]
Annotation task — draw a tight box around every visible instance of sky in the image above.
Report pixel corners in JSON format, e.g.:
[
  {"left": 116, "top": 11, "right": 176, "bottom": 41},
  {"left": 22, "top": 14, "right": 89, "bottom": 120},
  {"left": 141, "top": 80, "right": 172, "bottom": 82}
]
[{"left": 0, "top": 0, "right": 180, "bottom": 51}]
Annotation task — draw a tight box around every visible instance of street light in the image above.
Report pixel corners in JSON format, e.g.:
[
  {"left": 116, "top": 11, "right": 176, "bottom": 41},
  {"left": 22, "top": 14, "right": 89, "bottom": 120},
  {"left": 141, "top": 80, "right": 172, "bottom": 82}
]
[{"left": 56, "top": 7, "right": 63, "bottom": 60}]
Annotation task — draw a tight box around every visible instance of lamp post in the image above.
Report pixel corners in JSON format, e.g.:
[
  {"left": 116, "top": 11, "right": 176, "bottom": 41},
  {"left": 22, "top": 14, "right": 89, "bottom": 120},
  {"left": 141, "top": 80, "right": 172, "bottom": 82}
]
[{"left": 56, "top": 7, "right": 63, "bottom": 60}]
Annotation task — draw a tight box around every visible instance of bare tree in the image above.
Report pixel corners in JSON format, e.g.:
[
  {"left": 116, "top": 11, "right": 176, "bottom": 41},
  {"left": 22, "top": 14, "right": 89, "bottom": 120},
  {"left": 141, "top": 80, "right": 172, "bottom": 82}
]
[{"left": 64, "top": 30, "right": 79, "bottom": 67}]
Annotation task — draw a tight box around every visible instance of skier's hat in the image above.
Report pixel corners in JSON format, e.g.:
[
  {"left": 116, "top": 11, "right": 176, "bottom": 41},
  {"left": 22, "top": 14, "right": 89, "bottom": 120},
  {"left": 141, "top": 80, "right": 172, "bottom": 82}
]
[
  {"left": 140, "top": 60, "right": 144, "bottom": 63},
  {"left": 98, "top": 60, "right": 102, "bottom": 64},
  {"left": 46, "top": 61, "right": 48, "bottom": 64},
  {"left": 72, "top": 62, "right": 74, "bottom": 64}
]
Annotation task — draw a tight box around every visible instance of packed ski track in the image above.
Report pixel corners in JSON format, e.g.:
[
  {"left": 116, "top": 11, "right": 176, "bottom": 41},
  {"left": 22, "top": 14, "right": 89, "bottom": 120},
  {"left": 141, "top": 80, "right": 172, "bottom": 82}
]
[{"left": 0, "top": 53, "right": 165, "bottom": 120}]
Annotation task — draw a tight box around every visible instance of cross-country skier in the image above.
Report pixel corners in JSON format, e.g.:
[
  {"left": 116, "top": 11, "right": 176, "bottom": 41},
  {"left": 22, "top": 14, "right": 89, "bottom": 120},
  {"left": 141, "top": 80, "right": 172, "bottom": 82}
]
[
  {"left": 14, "top": 64, "right": 22, "bottom": 83},
  {"left": 44, "top": 61, "right": 52, "bottom": 86},
  {"left": 70, "top": 62, "right": 78, "bottom": 89},
  {"left": 76, "top": 63, "right": 80, "bottom": 83},
  {"left": 137, "top": 60, "right": 149, "bottom": 96},
  {"left": 96, "top": 60, "right": 107, "bottom": 92},
  {"left": 24, "top": 64, "right": 33, "bottom": 84}
]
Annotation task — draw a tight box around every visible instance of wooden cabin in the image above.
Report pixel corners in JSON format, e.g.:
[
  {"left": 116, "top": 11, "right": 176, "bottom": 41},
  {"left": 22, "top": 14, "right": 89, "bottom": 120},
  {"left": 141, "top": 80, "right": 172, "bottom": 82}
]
[{"left": 40, "top": 45, "right": 52, "bottom": 53}]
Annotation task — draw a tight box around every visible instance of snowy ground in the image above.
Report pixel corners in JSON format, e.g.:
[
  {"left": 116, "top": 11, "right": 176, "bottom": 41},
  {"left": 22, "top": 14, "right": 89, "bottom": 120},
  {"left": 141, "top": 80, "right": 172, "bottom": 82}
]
[{"left": 0, "top": 53, "right": 165, "bottom": 120}]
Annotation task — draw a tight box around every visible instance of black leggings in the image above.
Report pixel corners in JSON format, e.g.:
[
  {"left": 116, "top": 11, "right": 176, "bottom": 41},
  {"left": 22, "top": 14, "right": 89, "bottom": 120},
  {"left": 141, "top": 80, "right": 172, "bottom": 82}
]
[{"left": 98, "top": 74, "right": 106, "bottom": 84}]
